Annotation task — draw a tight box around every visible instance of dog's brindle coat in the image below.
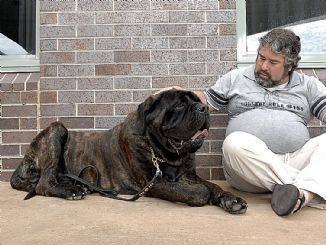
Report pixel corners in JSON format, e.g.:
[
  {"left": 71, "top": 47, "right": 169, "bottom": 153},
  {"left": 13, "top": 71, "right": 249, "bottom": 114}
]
[{"left": 10, "top": 90, "right": 247, "bottom": 214}]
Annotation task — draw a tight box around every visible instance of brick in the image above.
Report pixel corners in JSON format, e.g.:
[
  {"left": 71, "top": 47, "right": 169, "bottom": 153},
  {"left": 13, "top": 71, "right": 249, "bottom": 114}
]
[
  {"left": 114, "top": 103, "right": 139, "bottom": 115},
  {"left": 207, "top": 62, "right": 237, "bottom": 75},
  {"left": 114, "top": 51, "right": 150, "bottom": 63},
  {"left": 40, "top": 78, "right": 76, "bottom": 90},
  {"left": 40, "top": 104, "right": 76, "bottom": 117},
  {"left": 114, "top": 77, "right": 151, "bottom": 89},
  {"left": 40, "top": 39, "right": 57, "bottom": 51},
  {"left": 195, "top": 154, "right": 222, "bottom": 167},
  {"left": 77, "top": 25, "right": 113, "bottom": 37},
  {"left": 196, "top": 141, "right": 210, "bottom": 153},
  {"left": 11, "top": 82, "right": 24, "bottom": 91},
  {"left": 114, "top": 0, "right": 150, "bottom": 11},
  {"left": 58, "top": 65, "right": 95, "bottom": 77},
  {"left": 207, "top": 11, "right": 236, "bottom": 23},
  {"left": 152, "top": 76, "right": 188, "bottom": 88},
  {"left": 15, "top": 73, "right": 31, "bottom": 83},
  {"left": 189, "top": 76, "right": 218, "bottom": 89},
  {"left": 188, "top": 0, "right": 219, "bottom": 10},
  {"left": 0, "top": 145, "right": 20, "bottom": 156},
  {"left": 20, "top": 118, "right": 37, "bottom": 129},
  {"left": 78, "top": 104, "right": 114, "bottom": 116},
  {"left": 77, "top": 0, "right": 113, "bottom": 11},
  {"left": 169, "top": 63, "right": 206, "bottom": 75},
  {"left": 207, "top": 128, "right": 226, "bottom": 141},
  {"left": 169, "top": 11, "right": 205, "bottom": 23},
  {"left": 170, "top": 37, "right": 206, "bottom": 49},
  {"left": 40, "top": 91, "right": 57, "bottom": 103},
  {"left": 59, "top": 91, "right": 94, "bottom": 103},
  {"left": 40, "top": 65, "right": 57, "bottom": 77},
  {"left": 132, "top": 37, "right": 168, "bottom": 49},
  {"left": 315, "top": 69, "right": 326, "bottom": 81},
  {"left": 219, "top": 24, "right": 236, "bottom": 35},
  {"left": 95, "top": 91, "right": 132, "bottom": 103},
  {"left": 95, "top": 64, "right": 131, "bottom": 76},
  {"left": 2, "top": 131, "right": 37, "bottom": 144},
  {"left": 114, "top": 25, "right": 151, "bottom": 36},
  {"left": 196, "top": 167, "right": 210, "bottom": 180},
  {"left": 77, "top": 51, "right": 114, "bottom": 63},
  {"left": 0, "top": 92, "right": 20, "bottom": 104},
  {"left": 210, "top": 140, "right": 223, "bottom": 154},
  {"left": 2, "top": 158, "right": 22, "bottom": 170},
  {"left": 20, "top": 91, "right": 38, "bottom": 104},
  {"left": 96, "top": 11, "right": 167, "bottom": 24},
  {"left": 96, "top": 38, "right": 131, "bottom": 50},
  {"left": 77, "top": 77, "right": 113, "bottom": 90},
  {"left": 211, "top": 167, "right": 226, "bottom": 180},
  {"left": 187, "top": 24, "right": 218, "bottom": 36},
  {"left": 207, "top": 36, "right": 237, "bottom": 49},
  {"left": 2, "top": 73, "right": 17, "bottom": 83},
  {"left": 299, "top": 69, "right": 316, "bottom": 77},
  {"left": 40, "top": 0, "right": 76, "bottom": 11},
  {"left": 188, "top": 50, "right": 219, "bottom": 62},
  {"left": 308, "top": 117, "right": 320, "bottom": 127},
  {"left": 58, "top": 39, "right": 94, "bottom": 51},
  {"left": 210, "top": 114, "right": 229, "bottom": 128},
  {"left": 27, "top": 73, "right": 40, "bottom": 83},
  {"left": 220, "top": 49, "right": 237, "bottom": 61},
  {"left": 309, "top": 127, "right": 326, "bottom": 138},
  {"left": 2, "top": 105, "right": 37, "bottom": 117},
  {"left": 59, "top": 117, "right": 94, "bottom": 129},
  {"left": 0, "top": 118, "right": 19, "bottom": 130},
  {"left": 40, "top": 26, "right": 75, "bottom": 38},
  {"left": 40, "top": 118, "right": 57, "bottom": 129},
  {"left": 219, "top": 0, "right": 236, "bottom": 9},
  {"left": 132, "top": 90, "right": 156, "bottom": 102},
  {"left": 40, "top": 52, "right": 75, "bottom": 64},
  {"left": 132, "top": 64, "right": 169, "bottom": 76},
  {"left": 151, "top": 50, "right": 187, "bottom": 63},
  {"left": 152, "top": 24, "right": 187, "bottom": 36},
  {"left": 59, "top": 13, "right": 94, "bottom": 25},
  {"left": 40, "top": 13, "right": 57, "bottom": 25},
  {"left": 95, "top": 117, "right": 126, "bottom": 129},
  {"left": 151, "top": 0, "right": 188, "bottom": 10},
  {"left": 0, "top": 171, "right": 14, "bottom": 181},
  {"left": 21, "top": 144, "right": 30, "bottom": 156}
]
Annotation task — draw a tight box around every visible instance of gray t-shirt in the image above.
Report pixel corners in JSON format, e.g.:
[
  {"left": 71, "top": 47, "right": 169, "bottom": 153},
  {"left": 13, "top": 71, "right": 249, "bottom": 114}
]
[{"left": 205, "top": 65, "right": 326, "bottom": 154}]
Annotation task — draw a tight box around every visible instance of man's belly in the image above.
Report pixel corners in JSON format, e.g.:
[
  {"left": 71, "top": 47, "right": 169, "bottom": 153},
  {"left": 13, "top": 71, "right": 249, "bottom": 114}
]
[{"left": 226, "top": 109, "right": 310, "bottom": 154}]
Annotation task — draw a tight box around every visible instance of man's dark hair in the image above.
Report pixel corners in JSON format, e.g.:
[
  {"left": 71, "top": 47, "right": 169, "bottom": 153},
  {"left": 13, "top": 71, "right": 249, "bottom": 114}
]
[{"left": 258, "top": 28, "right": 301, "bottom": 71}]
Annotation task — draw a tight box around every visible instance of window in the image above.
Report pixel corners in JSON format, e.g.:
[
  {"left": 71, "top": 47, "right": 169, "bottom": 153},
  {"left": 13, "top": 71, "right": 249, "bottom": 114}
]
[
  {"left": 0, "top": 0, "right": 39, "bottom": 72},
  {"left": 237, "top": 0, "right": 326, "bottom": 68}
]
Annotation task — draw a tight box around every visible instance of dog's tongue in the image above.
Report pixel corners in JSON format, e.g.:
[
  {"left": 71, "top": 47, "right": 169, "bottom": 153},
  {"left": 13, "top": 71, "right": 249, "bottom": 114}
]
[{"left": 191, "top": 129, "right": 209, "bottom": 140}]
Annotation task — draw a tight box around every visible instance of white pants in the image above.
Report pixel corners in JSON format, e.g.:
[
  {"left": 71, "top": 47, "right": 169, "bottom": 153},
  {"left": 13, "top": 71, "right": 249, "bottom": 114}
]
[{"left": 222, "top": 131, "right": 326, "bottom": 209}]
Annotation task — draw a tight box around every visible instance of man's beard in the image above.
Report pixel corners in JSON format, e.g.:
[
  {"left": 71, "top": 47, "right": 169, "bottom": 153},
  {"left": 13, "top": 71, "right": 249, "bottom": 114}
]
[{"left": 254, "top": 72, "right": 275, "bottom": 88}]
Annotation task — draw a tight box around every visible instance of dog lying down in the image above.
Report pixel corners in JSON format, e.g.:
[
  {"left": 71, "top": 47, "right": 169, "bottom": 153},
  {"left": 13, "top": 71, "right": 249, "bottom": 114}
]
[{"left": 10, "top": 89, "right": 247, "bottom": 214}]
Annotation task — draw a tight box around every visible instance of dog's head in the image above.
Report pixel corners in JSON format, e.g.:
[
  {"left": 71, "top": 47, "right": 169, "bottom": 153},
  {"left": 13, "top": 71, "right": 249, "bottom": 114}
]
[{"left": 137, "top": 89, "right": 209, "bottom": 159}]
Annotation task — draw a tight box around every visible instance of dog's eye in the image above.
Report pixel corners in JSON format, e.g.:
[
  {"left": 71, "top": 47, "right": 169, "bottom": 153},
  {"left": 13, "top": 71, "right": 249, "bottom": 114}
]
[{"left": 175, "top": 103, "right": 185, "bottom": 110}]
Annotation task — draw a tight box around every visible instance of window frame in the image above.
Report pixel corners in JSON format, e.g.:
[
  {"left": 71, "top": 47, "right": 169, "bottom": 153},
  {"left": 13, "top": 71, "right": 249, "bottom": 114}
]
[
  {"left": 236, "top": 0, "right": 326, "bottom": 68},
  {"left": 0, "top": 0, "right": 40, "bottom": 72}
]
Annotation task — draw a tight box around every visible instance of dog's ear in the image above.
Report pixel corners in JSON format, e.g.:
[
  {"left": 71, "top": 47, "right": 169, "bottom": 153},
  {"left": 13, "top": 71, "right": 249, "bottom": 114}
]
[{"left": 137, "top": 94, "right": 161, "bottom": 132}]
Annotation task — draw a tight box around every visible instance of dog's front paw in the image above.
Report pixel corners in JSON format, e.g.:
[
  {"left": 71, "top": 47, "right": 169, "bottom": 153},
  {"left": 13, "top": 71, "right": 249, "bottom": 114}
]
[
  {"left": 219, "top": 192, "right": 247, "bottom": 214},
  {"left": 64, "top": 185, "right": 86, "bottom": 200}
]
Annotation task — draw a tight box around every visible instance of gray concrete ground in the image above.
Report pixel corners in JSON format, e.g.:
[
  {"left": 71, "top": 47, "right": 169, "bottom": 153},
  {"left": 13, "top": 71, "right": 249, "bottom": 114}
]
[{"left": 1, "top": 181, "right": 325, "bottom": 245}]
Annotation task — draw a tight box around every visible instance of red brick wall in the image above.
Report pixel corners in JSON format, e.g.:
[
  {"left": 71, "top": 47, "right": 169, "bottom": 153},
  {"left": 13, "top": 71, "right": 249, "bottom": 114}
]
[{"left": 1, "top": 0, "right": 326, "bottom": 182}]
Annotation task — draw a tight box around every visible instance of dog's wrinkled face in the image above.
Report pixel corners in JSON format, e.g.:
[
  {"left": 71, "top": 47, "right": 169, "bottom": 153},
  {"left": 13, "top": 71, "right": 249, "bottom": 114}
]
[{"left": 138, "top": 89, "right": 210, "bottom": 157}]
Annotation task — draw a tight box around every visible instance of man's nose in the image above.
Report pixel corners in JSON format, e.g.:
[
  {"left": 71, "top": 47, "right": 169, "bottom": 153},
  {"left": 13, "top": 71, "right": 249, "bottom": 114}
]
[{"left": 261, "top": 61, "right": 269, "bottom": 71}]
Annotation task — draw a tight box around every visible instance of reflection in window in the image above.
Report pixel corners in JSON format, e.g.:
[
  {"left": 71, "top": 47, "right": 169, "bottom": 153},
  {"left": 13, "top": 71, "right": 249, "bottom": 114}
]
[
  {"left": 0, "top": 0, "right": 36, "bottom": 55},
  {"left": 246, "top": 0, "right": 326, "bottom": 53}
]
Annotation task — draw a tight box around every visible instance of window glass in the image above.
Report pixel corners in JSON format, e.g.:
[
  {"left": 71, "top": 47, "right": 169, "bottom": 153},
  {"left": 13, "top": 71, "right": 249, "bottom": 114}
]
[
  {"left": 246, "top": 0, "right": 326, "bottom": 53},
  {"left": 0, "top": 0, "right": 36, "bottom": 55}
]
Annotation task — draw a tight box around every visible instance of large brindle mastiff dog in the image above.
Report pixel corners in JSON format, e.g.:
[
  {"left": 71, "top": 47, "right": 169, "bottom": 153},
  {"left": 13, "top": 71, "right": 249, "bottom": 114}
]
[{"left": 10, "top": 89, "right": 247, "bottom": 214}]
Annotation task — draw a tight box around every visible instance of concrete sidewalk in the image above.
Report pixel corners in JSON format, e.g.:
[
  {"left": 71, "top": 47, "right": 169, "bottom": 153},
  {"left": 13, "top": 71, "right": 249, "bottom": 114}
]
[{"left": 1, "top": 181, "right": 325, "bottom": 245}]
